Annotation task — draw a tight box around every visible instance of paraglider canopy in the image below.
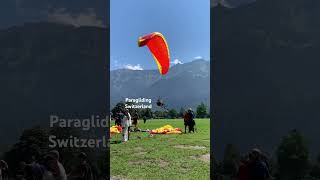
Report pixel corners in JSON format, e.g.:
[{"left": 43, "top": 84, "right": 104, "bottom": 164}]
[{"left": 138, "top": 32, "right": 170, "bottom": 75}]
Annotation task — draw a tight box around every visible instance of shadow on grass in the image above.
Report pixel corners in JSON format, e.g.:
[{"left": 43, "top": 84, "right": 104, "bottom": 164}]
[{"left": 110, "top": 140, "right": 122, "bottom": 144}]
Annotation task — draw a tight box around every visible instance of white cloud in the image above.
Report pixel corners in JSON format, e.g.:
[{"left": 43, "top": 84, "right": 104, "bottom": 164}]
[
  {"left": 124, "top": 64, "right": 143, "bottom": 71},
  {"left": 48, "top": 8, "right": 105, "bottom": 27},
  {"left": 171, "top": 59, "right": 183, "bottom": 65},
  {"left": 194, "top": 56, "right": 203, "bottom": 59}
]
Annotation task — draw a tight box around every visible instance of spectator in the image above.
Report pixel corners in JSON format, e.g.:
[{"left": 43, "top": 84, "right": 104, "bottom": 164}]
[
  {"left": 48, "top": 150, "right": 67, "bottom": 180},
  {"left": 0, "top": 160, "right": 9, "bottom": 180}
]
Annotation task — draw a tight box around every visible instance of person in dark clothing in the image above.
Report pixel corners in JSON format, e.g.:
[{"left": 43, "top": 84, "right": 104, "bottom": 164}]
[
  {"left": 42, "top": 155, "right": 61, "bottom": 180},
  {"left": 48, "top": 150, "right": 67, "bottom": 180},
  {"left": 25, "top": 156, "right": 45, "bottom": 180},
  {"left": 183, "top": 108, "right": 196, "bottom": 133},
  {"left": 0, "top": 160, "right": 9, "bottom": 180},
  {"left": 69, "top": 152, "right": 93, "bottom": 180},
  {"left": 237, "top": 156, "right": 250, "bottom": 180},
  {"left": 247, "top": 149, "right": 271, "bottom": 180},
  {"left": 143, "top": 116, "right": 147, "bottom": 124},
  {"left": 132, "top": 113, "right": 139, "bottom": 130},
  {"left": 115, "top": 113, "right": 122, "bottom": 126}
]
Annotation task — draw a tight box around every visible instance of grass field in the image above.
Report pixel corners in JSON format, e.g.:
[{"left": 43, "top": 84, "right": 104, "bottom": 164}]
[{"left": 110, "top": 118, "right": 210, "bottom": 180}]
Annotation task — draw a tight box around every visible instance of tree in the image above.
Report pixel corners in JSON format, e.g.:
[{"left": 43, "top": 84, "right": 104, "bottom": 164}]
[
  {"left": 111, "top": 101, "right": 138, "bottom": 119},
  {"left": 196, "top": 103, "right": 208, "bottom": 118},
  {"left": 137, "top": 108, "right": 152, "bottom": 119},
  {"left": 111, "top": 102, "right": 126, "bottom": 119},
  {"left": 153, "top": 111, "right": 168, "bottom": 119},
  {"left": 144, "top": 108, "right": 153, "bottom": 119},
  {"left": 153, "top": 111, "right": 161, "bottom": 119},
  {"left": 4, "top": 126, "right": 49, "bottom": 174},
  {"left": 277, "top": 130, "right": 310, "bottom": 180},
  {"left": 49, "top": 126, "right": 82, "bottom": 169},
  {"left": 168, "top": 109, "right": 178, "bottom": 119}
]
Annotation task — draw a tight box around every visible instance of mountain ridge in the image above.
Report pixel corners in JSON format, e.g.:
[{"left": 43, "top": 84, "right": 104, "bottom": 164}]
[
  {"left": 110, "top": 60, "right": 210, "bottom": 110},
  {"left": 213, "top": 0, "right": 320, "bottom": 158},
  {"left": 0, "top": 22, "right": 108, "bottom": 148}
]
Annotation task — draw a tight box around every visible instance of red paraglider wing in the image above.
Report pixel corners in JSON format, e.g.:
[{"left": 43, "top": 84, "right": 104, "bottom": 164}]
[{"left": 138, "top": 32, "right": 170, "bottom": 75}]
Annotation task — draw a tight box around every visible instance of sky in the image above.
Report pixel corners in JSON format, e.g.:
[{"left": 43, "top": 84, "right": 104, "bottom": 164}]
[{"left": 110, "top": 0, "right": 210, "bottom": 70}]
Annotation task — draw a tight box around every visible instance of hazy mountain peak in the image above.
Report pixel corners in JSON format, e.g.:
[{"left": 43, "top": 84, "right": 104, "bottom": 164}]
[{"left": 111, "top": 60, "right": 210, "bottom": 109}]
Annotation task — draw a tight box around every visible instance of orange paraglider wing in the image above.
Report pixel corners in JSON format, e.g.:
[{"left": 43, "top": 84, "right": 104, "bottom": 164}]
[{"left": 138, "top": 32, "right": 170, "bottom": 75}]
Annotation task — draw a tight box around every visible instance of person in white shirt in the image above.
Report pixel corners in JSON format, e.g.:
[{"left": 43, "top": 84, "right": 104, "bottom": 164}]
[{"left": 122, "top": 109, "right": 131, "bottom": 142}]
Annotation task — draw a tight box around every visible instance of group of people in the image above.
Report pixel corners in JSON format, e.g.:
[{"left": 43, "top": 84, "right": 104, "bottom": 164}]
[
  {"left": 237, "top": 148, "right": 272, "bottom": 180},
  {"left": 112, "top": 107, "right": 198, "bottom": 142},
  {"left": 1, "top": 151, "right": 94, "bottom": 180}
]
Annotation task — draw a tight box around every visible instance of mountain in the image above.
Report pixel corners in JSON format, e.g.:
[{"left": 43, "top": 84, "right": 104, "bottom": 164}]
[
  {"left": 0, "top": 22, "right": 108, "bottom": 148},
  {"left": 110, "top": 60, "right": 210, "bottom": 110},
  {"left": 0, "top": 0, "right": 108, "bottom": 29},
  {"left": 213, "top": 0, "right": 320, "bottom": 158}
]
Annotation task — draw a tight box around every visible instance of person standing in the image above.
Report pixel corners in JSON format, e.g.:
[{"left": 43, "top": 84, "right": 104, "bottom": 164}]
[
  {"left": 184, "top": 108, "right": 196, "bottom": 133},
  {"left": 122, "top": 109, "right": 131, "bottom": 142},
  {"left": 115, "top": 113, "right": 122, "bottom": 126},
  {"left": 42, "top": 155, "right": 59, "bottom": 180},
  {"left": 25, "top": 155, "right": 45, "bottom": 180},
  {"left": 132, "top": 113, "right": 139, "bottom": 130},
  {"left": 237, "top": 155, "right": 250, "bottom": 180},
  {"left": 143, "top": 116, "right": 147, "bottom": 124},
  {"left": 68, "top": 152, "right": 93, "bottom": 180},
  {"left": 247, "top": 149, "right": 271, "bottom": 180},
  {"left": 48, "top": 150, "right": 67, "bottom": 180},
  {"left": 0, "top": 160, "right": 9, "bottom": 180}
]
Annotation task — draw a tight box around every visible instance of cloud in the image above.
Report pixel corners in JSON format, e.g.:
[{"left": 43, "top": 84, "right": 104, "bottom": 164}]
[
  {"left": 124, "top": 64, "right": 143, "bottom": 71},
  {"left": 171, "top": 59, "right": 183, "bottom": 65},
  {"left": 194, "top": 56, "right": 203, "bottom": 60},
  {"left": 48, "top": 8, "right": 105, "bottom": 27}
]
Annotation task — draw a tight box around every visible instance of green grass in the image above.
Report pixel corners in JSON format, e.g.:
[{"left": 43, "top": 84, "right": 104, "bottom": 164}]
[{"left": 110, "top": 119, "right": 210, "bottom": 180}]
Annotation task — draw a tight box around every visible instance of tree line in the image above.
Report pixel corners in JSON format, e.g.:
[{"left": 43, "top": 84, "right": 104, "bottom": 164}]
[{"left": 111, "top": 102, "right": 210, "bottom": 119}]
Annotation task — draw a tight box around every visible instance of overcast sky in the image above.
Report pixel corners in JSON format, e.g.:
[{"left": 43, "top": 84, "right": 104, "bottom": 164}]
[{"left": 110, "top": 0, "right": 210, "bottom": 70}]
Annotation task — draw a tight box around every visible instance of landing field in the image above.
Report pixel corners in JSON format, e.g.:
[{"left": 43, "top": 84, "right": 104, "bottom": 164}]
[{"left": 110, "top": 118, "right": 210, "bottom": 180}]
